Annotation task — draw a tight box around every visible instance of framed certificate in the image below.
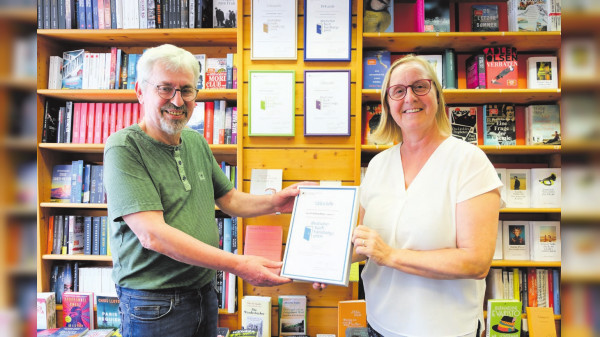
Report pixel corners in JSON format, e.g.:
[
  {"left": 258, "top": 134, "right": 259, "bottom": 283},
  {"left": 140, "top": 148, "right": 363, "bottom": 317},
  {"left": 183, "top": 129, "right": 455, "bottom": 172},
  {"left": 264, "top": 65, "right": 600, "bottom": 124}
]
[
  {"left": 251, "top": 0, "right": 298, "bottom": 60},
  {"left": 304, "top": 70, "right": 351, "bottom": 136},
  {"left": 281, "top": 186, "right": 360, "bottom": 286},
  {"left": 303, "top": 0, "right": 351, "bottom": 61},
  {"left": 248, "top": 70, "right": 296, "bottom": 136}
]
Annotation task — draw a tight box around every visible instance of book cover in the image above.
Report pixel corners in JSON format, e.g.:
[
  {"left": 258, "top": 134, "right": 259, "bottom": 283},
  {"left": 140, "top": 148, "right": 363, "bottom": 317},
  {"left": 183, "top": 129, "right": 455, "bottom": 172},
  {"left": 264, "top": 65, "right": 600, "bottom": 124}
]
[
  {"left": 51, "top": 164, "right": 72, "bottom": 202},
  {"left": 502, "top": 221, "right": 530, "bottom": 260},
  {"left": 363, "top": 49, "right": 390, "bottom": 89},
  {"left": 42, "top": 100, "right": 61, "bottom": 143},
  {"left": 493, "top": 221, "right": 503, "bottom": 260},
  {"left": 37, "top": 292, "right": 57, "bottom": 330},
  {"left": 486, "top": 299, "right": 522, "bottom": 336},
  {"left": 217, "top": 327, "right": 230, "bottom": 337},
  {"left": 244, "top": 225, "right": 283, "bottom": 265},
  {"left": 81, "top": 329, "right": 115, "bottom": 336},
  {"left": 62, "top": 292, "right": 94, "bottom": 329},
  {"left": 213, "top": 0, "right": 236, "bottom": 28},
  {"left": 517, "top": 0, "right": 548, "bottom": 31},
  {"left": 483, "top": 104, "right": 516, "bottom": 146},
  {"left": 442, "top": 48, "right": 457, "bottom": 89},
  {"left": 424, "top": 0, "right": 451, "bottom": 32},
  {"left": 484, "top": 47, "right": 518, "bottom": 89},
  {"left": 526, "top": 105, "right": 560, "bottom": 145},
  {"left": 95, "top": 294, "right": 120, "bottom": 329},
  {"left": 345, "top": 328, "right": 368, "bottom": 337},
  {"left": 495, "top": 168, "right": 507, "bottom": 202},
  {"left": 362, "top": 102, "right": 392, "bottom": 145},
  {"left": 205, "top": 57, "right": 227, "bottom": 89},
  {"left": 530, "top": 221, "right": 560, "bottom": 261},
  {"left": 472, "top": 5, "right": 499, "bottom": 31},
  {"left": 187, "top": 101, "right": 205, "bottom": 135},
  {"left": 530, "top": 168, "right": 561, "bottom": 208},
  {"left": 448, "top": 106, "right": 478, "bottom": 144},
  {"left": 363, "top": 0, "right": 394, "bottom": 33},
  {"left": 42, "top": 327, "right": 89, "bottom": 336},
  {"left": 229, "top": 330, "right": 258, "bottom": 337},
  {"left": 194, "top": 54, "right": 206, "bottom": 89},
  {"left": 338, "top": 300, "right": 366, "bottom": 337},
  {"left": 278, "top": 295, "right": 307, "bottom": 336},
  {"left": 241, "top": 296, "right": 271, "bottom": 337},
  {"left": 465, "top": 54, "right": 486, "bottom": 89},
  {"left": 527, "top": 56, "right": 558, "bottom": 89},
  {"left": 525, "top": 306, "right": 557, "bottom": 337},
  {"left": 419, "top": 54, "right": 443, "bottom": 85},
  {"left": 506, "top": 169, "right": 530, "bottom": 208},
  {"left": 62, "top": 49, "right": 85, "bottom": 89}
]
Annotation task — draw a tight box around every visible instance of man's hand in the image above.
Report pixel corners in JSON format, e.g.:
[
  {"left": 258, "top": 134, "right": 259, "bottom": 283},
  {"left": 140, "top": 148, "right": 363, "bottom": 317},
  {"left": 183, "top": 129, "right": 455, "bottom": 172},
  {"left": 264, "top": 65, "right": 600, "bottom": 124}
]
[
  {"left": 272, "top": 181, "right": 318, "bottom": 213},
  {"left": 235, "top": 255, "right": 292, "bottom": 287}
]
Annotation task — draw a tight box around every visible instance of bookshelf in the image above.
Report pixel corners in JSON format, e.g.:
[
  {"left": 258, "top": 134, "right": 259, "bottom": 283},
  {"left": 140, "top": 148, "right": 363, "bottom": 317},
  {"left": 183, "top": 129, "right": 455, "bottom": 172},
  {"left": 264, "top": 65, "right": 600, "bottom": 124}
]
[{"left": 36, "top": 0, "right": 563, "bottom": 334}]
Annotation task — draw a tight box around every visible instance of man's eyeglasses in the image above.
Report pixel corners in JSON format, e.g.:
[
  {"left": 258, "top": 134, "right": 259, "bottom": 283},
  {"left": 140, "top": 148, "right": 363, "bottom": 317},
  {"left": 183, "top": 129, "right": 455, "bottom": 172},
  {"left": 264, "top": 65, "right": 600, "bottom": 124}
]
[
  {"left": 387, "top": 79, "right": 433, "bottom": 101},
  {"left": 145, "top": 81, "right": 198, "bottom": 102}
]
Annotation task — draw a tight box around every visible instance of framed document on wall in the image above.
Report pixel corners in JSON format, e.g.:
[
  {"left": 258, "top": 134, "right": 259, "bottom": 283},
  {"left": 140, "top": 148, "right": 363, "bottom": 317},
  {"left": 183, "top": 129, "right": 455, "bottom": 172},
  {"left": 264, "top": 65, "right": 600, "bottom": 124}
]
[
  {"left": 304, "top": 0, "right": 351, "bottom": 61},
  {"left": 281, "top": 186, "right": 360, "bottom": 286},
  {"left": 248, "top": 70, "right": 295, "bottom": 136},
  {"left": 251, "top": 0, "right": 298, "bottom": 60},
  {"left": 304, "top": 70, "right": 351, "bottom": 136}
]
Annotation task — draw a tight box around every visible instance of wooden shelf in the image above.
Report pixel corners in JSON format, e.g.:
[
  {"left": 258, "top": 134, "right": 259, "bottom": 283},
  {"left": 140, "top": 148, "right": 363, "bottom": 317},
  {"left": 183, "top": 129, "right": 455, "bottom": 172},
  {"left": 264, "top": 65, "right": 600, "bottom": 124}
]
[
  {"left": 0, "top": 8, "right": 36, "bottom": 24},
  {"left": 500, "top": 208, "right": 560, "bottom": 213},
  {"left": 362, "top": 145, "right": 560, "bottom": 155},
  {"left": 362, "top": 32, "right": 561, "bottom": 53},
  {"left": 0, "top": 205, "right": 36, "bottom": 217},
  {"left": 40, "top": 202, "right": 107, "bottom": 209},
  {"left": 0, "top": 76, "right": 36, "bottom": 90},
  {"left": 561, "top": 273, "right": 600, "bottom": 284},
  {"left": 1, "top": 137, "right": 37, "bottom": 151},
  {"left": 38, "top": 143, "right": 237, "bottom": 155},
  {"left": 362, "top": 89, "right": 561, "bottom": 105},
  {"left": 37, "top": 89, "right": 238, "bottom": 102},
  {"left": 37, "top": 28, "right": 237, "bottom": 47},
  {"left": 491, "top": 260, "right": 561, "bottom": 268},
  {"left": 42, "top": 254, "right": 112, "bottom": 262},
  {"left": 562, "top": 12, "right": 600, "bottom": 34}
]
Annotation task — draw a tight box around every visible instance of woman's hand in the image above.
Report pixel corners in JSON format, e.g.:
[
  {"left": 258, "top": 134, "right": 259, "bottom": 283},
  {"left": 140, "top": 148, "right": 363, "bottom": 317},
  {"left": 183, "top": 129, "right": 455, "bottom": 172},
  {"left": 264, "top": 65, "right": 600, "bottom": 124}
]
[{"left": 352, "top": 225, "right": 392, "bottom": 266}]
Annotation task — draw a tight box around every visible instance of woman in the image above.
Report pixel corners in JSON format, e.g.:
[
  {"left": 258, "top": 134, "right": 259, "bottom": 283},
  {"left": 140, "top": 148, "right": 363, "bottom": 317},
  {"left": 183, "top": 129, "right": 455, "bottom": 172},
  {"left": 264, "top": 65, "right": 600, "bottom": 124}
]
[{"left": 317, "top": 55, "right": 503, "bottom": 336}]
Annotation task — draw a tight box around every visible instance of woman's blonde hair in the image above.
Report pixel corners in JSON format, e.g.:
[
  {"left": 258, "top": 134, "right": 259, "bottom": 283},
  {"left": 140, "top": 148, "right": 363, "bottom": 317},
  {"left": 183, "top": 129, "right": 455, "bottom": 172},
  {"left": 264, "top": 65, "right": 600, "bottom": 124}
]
[{"left": 368, "top": 54, "right": 451, "bottom": 144}]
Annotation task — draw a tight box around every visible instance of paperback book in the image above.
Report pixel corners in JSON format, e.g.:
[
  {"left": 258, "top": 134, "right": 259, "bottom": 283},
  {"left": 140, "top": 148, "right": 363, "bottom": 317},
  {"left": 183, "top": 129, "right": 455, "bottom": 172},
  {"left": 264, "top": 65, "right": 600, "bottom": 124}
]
[
  {"left": 205, "top": 57, "right": 227, "bottom": 89},
  {"left": 472, "top": 5, "right": 499, "bottom": 31},
  {"left": 338, "top": 300, "right": 366, "bottom": 337},
  {"left": 363, "top": 49, "right": 390, "bottom": 89},
  {"left": 483, "top": 104, "right": 516, "bottom": 145},
  {"left": 530, "top": 221, "right": 561, "bottom": 261},
  {"left": 278, "top": 295, "right": 307, "bottom": 336},
  {"left": 37, "top": 292, "right": 57, "bottom": 330},
  {"left": 62, "top": 49, "right": 85, "bottom": 89},
  {"left": 506, "top": 168, "right": 530, "bottom": 208},
  {"left": 526, "top": 105, "right": 561, "bottom": 145},
  {"left": 213, "top": 0, "right": 237, "bottom": 28},
  {"left": 95, "top": 294, "right": 120, "bottom": 329},
  {"left": 51, "top": 164, "right": 72, "bottom": 202},
  {"left": 502, "top": 221, "right": 530, "bottom": 260},
  {"left": 424, "top": 0, "right": 451, "bottom": 32},
  {"left": 448, "top": 106, "right": 478, "bottom": 144},
  {"left": 517, "top": 0, "right": 549, "bottom": 31},
  {"left": 241, "top": 296, "right": 271, "bottom": 337},
  {"left": 527, "top": 56, "right": 558, "bottom": 89},
  {"left": 484, "top": 47, "right": 518, "bottom": 89},
  {"left": 486, "top": 299, "right": 522, "bottom": 336},
  {"left": 62, "top": 292, "right": 94, "bottom": 329},
  {"left": 530, "top": 168, "right": 561, "bottom": 208},
  {"left": 362, "top": 103, "right": 392, "bottom": 145},
  {"left": 363, "top": 0, "right": 394, "bottom": 33}
]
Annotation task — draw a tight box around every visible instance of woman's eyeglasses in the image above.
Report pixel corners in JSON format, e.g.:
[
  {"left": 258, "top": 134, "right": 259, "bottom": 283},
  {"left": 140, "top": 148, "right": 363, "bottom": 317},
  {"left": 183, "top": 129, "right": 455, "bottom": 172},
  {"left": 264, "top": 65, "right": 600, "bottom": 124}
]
[{"left": 387, "top": 79, "right": 432, "bottom": 101}]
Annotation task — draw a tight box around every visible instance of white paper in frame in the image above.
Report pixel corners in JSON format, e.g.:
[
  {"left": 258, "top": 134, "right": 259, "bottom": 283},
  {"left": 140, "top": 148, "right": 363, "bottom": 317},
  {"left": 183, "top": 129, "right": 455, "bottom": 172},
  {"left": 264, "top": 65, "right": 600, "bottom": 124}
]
[
  {"left": 251, "top": 0, "right": 298, "bottom": 60},
  {"left": 303, "top": 0, "right": 351, "bottom": 61},
  {"left": 248, "top": 70, "right": 295, "bottom": 136}
]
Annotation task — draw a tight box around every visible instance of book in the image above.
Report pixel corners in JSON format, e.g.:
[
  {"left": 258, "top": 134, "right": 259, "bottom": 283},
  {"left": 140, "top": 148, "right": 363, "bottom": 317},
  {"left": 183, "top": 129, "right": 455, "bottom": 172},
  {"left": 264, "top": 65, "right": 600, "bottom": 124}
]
[
  {"left": 42, "top": 100, "right": 61, "bottom": 143},
  {"left": 62, "top": 49, "right": 85, "bottom": 89},
  {"left": 484, "top": 46, "right": 518, "bottom": 89},
  {"left": 530, "top": 168, "right": 561, "bottom": 208},
  {"left": 363, "top": 0, "right": 394, "bottom": 33},
  {"left": 213, "top": 0, "right": 236, "bottom": 28},
  {"left": 187, "top": 101, "right": 205, "bottom": 135},
  {"left": 442, "top": 48, "right": 457, "bottom": 89},
  {"left": 95, "top": 294, "right": 119, "bottom": 329},
  {"left": 493, "top": 221, "right": 503, "bottom": 260},
  {"left": 419, "top": 54, "right": 443, "bottom": 84},
  {"left": 363, "top": 49, "right": 390, "bottom": 89},
  {"left": 502, "top": 221, "right": 530, "bottom": 260},
  {"left": 466, "top": 54, "right": 486, "bottom": 89},
  {"left": 241, "top": 296, "right": 271, "bottom": 337},
  {"left": 448, "top": 106, "right": 478, "bottom": 145},
  {"left": 525, "top": 307, "right": 557, "bottom": 337},
  {"left": 205, "top": 57, "right": 227, "bottom": 89},
  {"left": 506, "top": 169, "right": 530, "bottom": 208},
  {"left": 37, "top": 292, "right": 57, "bottom": 330},
  {"left": 40, "top": 327, "right": 89, "bottom": 336},
  {"left": 486, "top": 299, "right": 522, "bottom": 336},
  {"left": 527, "top": 56, "right": 558, "bottom": 89},
  {"left": 229, "top": 330, "right": 258, "bottom": 337},
  {"left": 244, "top": 225, "right": 283, "bottom": 265},
  {"left": 483, "top": 104, "right": 516, "bottom": 146},
  {"left": 526, "top": 105, "right": 561, "bottom": 145},
  {"left": 362, "top": 102, "right": 391, "bottom": 145},
  {"left": 495, "top": 168, "right": 507, "bottom": 203},
  {"left": 338, "top": 300, "right": 366, "bottom": 337},
  {"left": 517, "top": 0, "right": 549, "bottom": 31},
  {"left": 249, "top": 169, "right": 282, "bottom": 195},
  {"left": 62, "top": 292, "right": 94, "bottom": 329},
  {"left": 530, "top": 221, "right": 560, "bottom": 261},
  {"left": 194, "top": 54, "right": 206, "bottom": 89},
  {"left": 217, "top": 327, "right": 230, "bottom": 337},
  {"left": 424, "top": 0, "right": 451, "bottom": 32},
  {"left": 345, "top": 328, "right": 368, "bottom": 337},
  {"left": 51, "top": 164, "right": 72, "bottom": 202},
  {"left": 81, "top": 329, "right": 116, "bottom": 337},
  {"left": 472, "top": 5, "right": 499, "bottom": 31},
  {"left": 278, "top": 295, "right": 307, "bottom": 336}
]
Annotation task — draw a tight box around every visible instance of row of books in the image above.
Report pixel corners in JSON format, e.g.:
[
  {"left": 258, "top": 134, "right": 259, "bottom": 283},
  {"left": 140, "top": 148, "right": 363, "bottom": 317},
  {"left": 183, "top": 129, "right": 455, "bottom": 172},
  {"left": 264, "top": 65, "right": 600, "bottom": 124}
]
[
  {"left": 216, "top": 216, "right": 237, "bottom": 313},
  {"left": 50, "top": 163, "right": 106, "bottom": 204},
  {"left": 47, "top": 215, "right": 111, "bottom": 257},
  {"left": 49, "top": 48, "right": 236, "bottom": 90},
  {"left": 496, "top": 167, "right": 561, "bottom": 209},
  {"left": 37, "top": 327, "right": 117, "bottom": 336},
  {"left": 188, "top": 100, "right": 238, "bottom": 145},
  {"left": 364, "top": 0, "right": 560, "bottom": 33},
  {"left": 486, "top": 267, "right": 561, "bottom": 315},
  {"left": 38, "top": 0, "right": 236, "bottom": 30},
  {"left": 364, "top": 47, "right": 558, "bottom": 91},
  {"left": 493, "top": 221, "right": 560, "bottom": 262},
  {"left": 486, "top": 299, "right": 558, "bottom": 337},
  {"left": 240, "top": 295, "right": 308, "bottom": 337}
]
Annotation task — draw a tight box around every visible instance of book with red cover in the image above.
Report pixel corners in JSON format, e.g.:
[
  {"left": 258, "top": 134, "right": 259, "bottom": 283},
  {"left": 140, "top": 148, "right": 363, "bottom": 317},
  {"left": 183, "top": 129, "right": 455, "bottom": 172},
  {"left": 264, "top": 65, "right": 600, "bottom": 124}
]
[
  {"left": 244, "top": 225, "right": 283, "bottom": 265},
  {"left": 109, "top": 103, "right": 118, "bottom": 136},
  {"left": 466, "top": 54, "right": 486, "bottom": 89},
  {"left": 484, "top": 46, "right": 518, "bottom": 89},
  {"left": 93, "top": 102, "right": 103, "bottom": 144},
  {"left": 86, "top": 103, "right": 95, "bottom": 143},
  {"left": 205, "top": 58, "right": 227, "bottom": 89},
  {"left": 123, "top": 103, "right": 132, "bottom": 129},
  {"left": 132, "top": 103, "right": 140, "bottom": 125},
  {"left": 62, "top": 292, "right": 94, "bottom": 329},
  {"left": 72, "top": 103, "right": 82, "bottom": 144},
  {"left": 527, "top": 267, "right": 538, "bottom": 307},
  {"left": 102, "top": 103, "right": 111, "bottom": 143},
  {"left": 78, "top": 103, "right": 88, "bottom": 143},
  {"left": 204, "top": 101, "right": 215, "bottom": 144},
  {"left": 116, "top": 103, "right": 125, "bottom": 132}
]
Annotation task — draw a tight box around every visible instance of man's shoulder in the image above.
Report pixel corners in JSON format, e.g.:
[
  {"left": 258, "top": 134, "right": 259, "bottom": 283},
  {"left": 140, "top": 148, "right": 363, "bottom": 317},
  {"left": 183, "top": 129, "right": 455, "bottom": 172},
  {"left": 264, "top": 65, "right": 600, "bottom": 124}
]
[{"left": 105, "top": 125, "right": 143, "bottom": 151}]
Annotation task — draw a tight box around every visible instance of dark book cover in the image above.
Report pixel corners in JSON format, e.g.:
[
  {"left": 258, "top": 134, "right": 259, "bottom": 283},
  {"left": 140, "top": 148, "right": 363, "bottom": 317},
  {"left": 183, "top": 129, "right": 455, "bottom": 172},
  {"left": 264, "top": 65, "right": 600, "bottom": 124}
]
[
  {"left": 449, "top": 106, "right": 478, "bottom": 145},
  {"left": 42, "top": 100, "right": 61, "bottom": 143},
  {"left": 484, "top": 103, "right": 516, "bottom": 145},
  {"left": 472, "top": 4, "right": 499, "bottom": 31},
  {"left": 466, "top": 54, "right": 486, "bottom": 89},
  {"left": 424, "top": 0, "right": 450, "bottom": 32}
]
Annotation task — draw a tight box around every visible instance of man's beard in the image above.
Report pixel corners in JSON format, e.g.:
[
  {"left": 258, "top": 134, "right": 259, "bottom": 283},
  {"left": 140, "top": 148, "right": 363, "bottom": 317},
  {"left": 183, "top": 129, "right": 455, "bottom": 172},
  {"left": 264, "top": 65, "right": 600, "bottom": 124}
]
[{"left": 159, "top": 103, "right": 189, "bottom": 135}]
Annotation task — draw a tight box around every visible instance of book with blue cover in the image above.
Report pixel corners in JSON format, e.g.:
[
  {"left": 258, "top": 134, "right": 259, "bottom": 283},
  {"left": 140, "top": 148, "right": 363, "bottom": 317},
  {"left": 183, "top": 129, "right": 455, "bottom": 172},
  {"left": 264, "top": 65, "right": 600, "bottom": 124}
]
[{"left": 363, "top": 49, "right": 390, "bottom": 89}]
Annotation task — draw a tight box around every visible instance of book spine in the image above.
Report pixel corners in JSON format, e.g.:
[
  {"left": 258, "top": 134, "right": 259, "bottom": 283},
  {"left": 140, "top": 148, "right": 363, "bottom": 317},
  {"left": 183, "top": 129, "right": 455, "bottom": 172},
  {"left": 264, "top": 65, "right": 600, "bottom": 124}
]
[
  {"left": 97, "top": 0, "right": 104, "bottom": 29},
  {"left": 100, "top": 216, "right": 108, "bottom": 255},
  {"left": 443, "top": 48, "right": 457, "bottom": 89},
  {"left": 86, "top": 101, "right": 95, "bottom": 143},
  {"left": 92, "top": 0, "right": 99, "bottom": 29},
  {"left": 93, "top": 102, "right": 103, "bottom": 143},
  {"left": 103, "top": 103, "right": 111, "bottom": 143},
  {"left": 82, "top": 163, "right": 91, "bottom": 203},
  {"left": 84, "top": 216, "right": 92, "bottom": 255},
  {"left": 231, "top": 106, "right": 237, "bottom": 144},
  {"left": 92, "top": 216, "right": 101, "bottom": 255},
  {"left": 204, "top": 101, "right": 214, "bottom": 144},
  {"left": 104, "top": 0, "right": 112, "bottom": 29}
]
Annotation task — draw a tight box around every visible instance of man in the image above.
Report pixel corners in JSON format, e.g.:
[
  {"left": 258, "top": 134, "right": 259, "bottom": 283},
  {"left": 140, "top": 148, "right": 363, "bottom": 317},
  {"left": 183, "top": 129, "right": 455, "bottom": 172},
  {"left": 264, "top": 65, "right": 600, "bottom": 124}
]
[{"left": 104, "top": 44, "right": 306, "bottom": 336}]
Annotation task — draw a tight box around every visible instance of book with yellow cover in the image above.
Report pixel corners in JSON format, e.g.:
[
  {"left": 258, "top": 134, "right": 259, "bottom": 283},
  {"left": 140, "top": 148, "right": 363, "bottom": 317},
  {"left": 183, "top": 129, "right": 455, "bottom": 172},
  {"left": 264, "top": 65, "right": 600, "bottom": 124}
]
[
  {"left": 526, "top": 306, "right": 557, "bottom": 337},
  {"left": 338, "top": 300, "right": 366, "bottom": 337}
]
